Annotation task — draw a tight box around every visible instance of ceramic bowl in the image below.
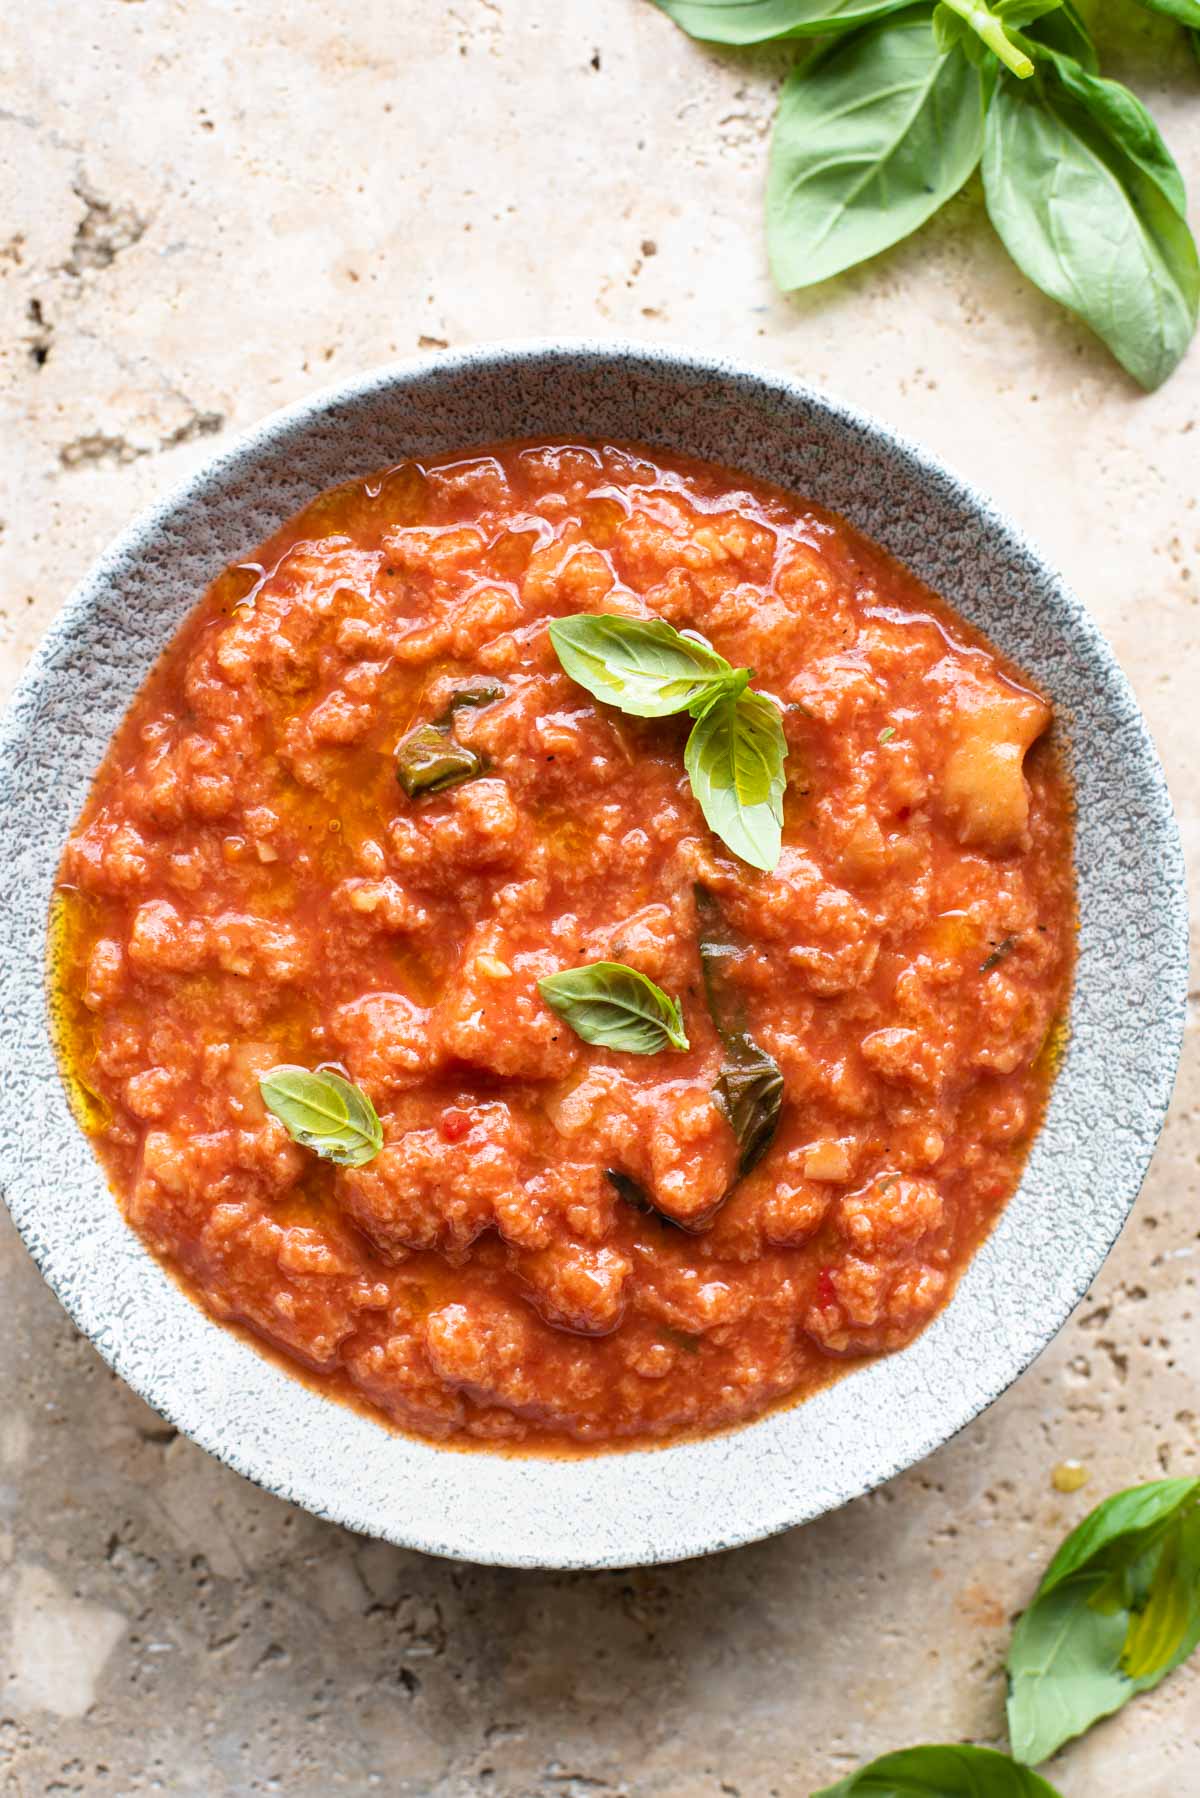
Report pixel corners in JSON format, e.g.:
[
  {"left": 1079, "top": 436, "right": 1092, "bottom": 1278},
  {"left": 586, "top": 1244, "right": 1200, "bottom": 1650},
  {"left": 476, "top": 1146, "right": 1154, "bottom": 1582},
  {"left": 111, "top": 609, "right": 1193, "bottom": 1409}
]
[{"left": 0, "top": 341, "right": 1186, "bottom": 1569}]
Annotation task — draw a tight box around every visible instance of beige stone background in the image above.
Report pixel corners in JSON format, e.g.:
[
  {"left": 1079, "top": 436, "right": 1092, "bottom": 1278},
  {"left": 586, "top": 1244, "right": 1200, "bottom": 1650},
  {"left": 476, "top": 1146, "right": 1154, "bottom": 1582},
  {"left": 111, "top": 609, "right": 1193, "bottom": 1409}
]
[{"left": 1, "top": 0, "right": 1198, "bottom": 1792}]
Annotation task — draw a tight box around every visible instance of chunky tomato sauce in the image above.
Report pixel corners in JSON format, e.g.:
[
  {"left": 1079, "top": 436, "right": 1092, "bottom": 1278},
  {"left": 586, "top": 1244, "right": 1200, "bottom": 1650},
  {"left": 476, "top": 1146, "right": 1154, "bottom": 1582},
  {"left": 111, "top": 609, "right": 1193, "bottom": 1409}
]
[{"left": 53, "top": 441, "right": 1075, "bottom": 1450}]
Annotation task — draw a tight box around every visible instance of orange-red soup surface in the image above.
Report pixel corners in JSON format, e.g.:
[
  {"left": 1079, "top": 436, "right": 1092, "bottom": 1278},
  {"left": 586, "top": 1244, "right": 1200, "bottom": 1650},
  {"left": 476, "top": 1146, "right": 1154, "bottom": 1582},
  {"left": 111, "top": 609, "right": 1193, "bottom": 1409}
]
[{"left": 54, "top": 441, "right": 1075, "bottom": 1450}]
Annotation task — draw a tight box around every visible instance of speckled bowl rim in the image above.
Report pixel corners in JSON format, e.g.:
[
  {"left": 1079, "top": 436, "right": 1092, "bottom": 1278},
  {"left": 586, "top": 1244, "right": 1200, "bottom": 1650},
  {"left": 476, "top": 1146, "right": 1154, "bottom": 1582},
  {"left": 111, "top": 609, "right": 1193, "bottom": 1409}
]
[{"left": 0, "top": 339, "right": 1187, "bottom": 1569}]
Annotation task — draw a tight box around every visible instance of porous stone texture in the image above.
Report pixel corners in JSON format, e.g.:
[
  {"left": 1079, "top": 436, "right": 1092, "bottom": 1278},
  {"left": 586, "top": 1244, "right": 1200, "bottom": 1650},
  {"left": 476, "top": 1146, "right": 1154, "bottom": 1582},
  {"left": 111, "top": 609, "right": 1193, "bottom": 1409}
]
[{"left": 0, "top": 1, "right": 1197, "bottom": 1793}]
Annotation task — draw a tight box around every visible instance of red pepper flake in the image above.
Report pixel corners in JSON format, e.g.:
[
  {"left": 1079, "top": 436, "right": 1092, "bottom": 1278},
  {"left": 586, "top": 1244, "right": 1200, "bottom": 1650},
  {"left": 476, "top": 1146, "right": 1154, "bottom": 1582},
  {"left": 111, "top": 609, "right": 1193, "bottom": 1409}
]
[{"left": 440, "top": 1106, "right": 472, "bottom": 1144}]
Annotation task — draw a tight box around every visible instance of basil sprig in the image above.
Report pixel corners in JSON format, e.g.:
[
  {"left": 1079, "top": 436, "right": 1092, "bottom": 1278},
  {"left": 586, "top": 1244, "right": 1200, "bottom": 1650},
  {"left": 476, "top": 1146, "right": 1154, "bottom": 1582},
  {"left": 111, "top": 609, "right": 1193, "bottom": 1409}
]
[
  {"left": 537, "top": 961, "right": 690, "bottom": 1055},
  {"left": 548, "top": 613, "right": 787, "bottom": 871},
  {"left": 814, "top": 1744, "right": 1062, "bottom": 1796},
  {"left": 1006, "top": 1478, "right": 1200, "bottom": 1765},
  {"left": 259, "top": 1065, "right": 384, "bottom": 1167},
  {"left": 656, "top": 0, "right": 1200, "bottom": 388}
]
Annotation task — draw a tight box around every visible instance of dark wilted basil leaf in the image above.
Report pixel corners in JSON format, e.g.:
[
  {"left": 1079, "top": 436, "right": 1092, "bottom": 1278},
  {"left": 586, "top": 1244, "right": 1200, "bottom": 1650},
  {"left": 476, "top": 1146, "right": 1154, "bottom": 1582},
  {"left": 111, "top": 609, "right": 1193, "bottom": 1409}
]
[
  {"left": 814, "top": 1744, "right": 1063, "bottom": 1797},
  {"left": 260, "top": 1065, "right": 383, "bottom": 1167},
  {"left": 395, "top": 685, "right": 501, "bottom": 797},
  {"left": 1006, "top": 1478, "right": 1200, "bottom": 1765},
  {"left": 394, "top": 723, "right": 484, "bottom": 798},
  {"left": 538, "top": 961, "right": 690, "bottom": 1055},
  {"left": 696, "top": 886, "right": 785, "bottom": 1175}
]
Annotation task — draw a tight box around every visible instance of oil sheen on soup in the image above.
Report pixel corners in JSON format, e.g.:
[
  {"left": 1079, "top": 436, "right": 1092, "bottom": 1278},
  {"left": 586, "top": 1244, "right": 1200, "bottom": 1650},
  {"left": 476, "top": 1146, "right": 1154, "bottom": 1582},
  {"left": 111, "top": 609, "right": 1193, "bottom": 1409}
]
[{"left": 53, "top": 440, "right": 1075, "bottom": 1450}]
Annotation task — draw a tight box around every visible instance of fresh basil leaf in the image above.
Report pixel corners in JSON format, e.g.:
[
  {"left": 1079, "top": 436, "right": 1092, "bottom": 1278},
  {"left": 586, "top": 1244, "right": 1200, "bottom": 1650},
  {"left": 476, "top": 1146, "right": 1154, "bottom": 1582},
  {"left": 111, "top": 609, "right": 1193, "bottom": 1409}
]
[
  {"left": 260, "top": 1065, "right": 384, "bottom": 1168},
  {"left": 685, "top": 687, "right": 786, "bottom": 871},
  {"left": 548, "top": 613, "right": 738, "bottom": 719},
  {"left": 537, "top": 961, "right": 690, "bottom": 1055},
  {"left": 767, "top": 11, "right": 989, "bottom": 290},
  {"left": 696, "top": 886, "right": 785, "bottom": 1175},
  {"left": 1131, "top": 0, "right": 1200, "bottom": 24},
  {"left": 813, "top": 1743, "right": 1063, "bottom": 1797},
  {"left": 1039, "top": 1477, "right": 1199, "bottom": 1594},
  {"left": 1006, "top": 1479, "right": 1200, "bottom": 1765},
  {"left": 651, "top": 0, "right": 912, "bottom": 44},
  {"left": 997, "top": 0, "right": 1063, "bottom": 20},
  {"left": 982, "top": 60, "right": 1200, "bottom": 389}
]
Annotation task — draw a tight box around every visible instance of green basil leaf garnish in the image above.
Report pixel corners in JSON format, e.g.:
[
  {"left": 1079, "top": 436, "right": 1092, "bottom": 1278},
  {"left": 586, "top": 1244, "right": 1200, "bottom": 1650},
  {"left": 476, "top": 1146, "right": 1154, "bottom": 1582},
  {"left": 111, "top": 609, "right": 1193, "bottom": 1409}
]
[
  {"left": 696, "top": 886, "right": 785, "bottom": 1176},
  {"left": 814, "top": 1744, "right": 1063, "bottom": 1797},
  {"left": 982, "top": 53, "right": 1200, "bottom": 390},
  {"left": 548, "top": 613, "right": 738, "bottom": 718},
  {"left": 651, "top": 0, "right": 912, "bottom": 44},
  {"left": 538, "top": 961, "right": 690, "bottom": 1055},
  {"left": 766, "top": 12, "right": 990, "bottom": 291},
  {"left": 259, "top": 1065, "right": 384, "bottom": 1167},
  {"left": 394, "top": 684, "right": 501, "bottom": 798},
  {"left": 1023, "top": 0, "right": 1097, "bottom": 69},
  {"left": 1006, "top": 1478, "right": 1200, "bottom": 1765},
  {"left": 684, "top": 687, "right": 786, "bottom": 873},
  {"left": 550, "top": 613, "right": 787, "bottom": 870}
]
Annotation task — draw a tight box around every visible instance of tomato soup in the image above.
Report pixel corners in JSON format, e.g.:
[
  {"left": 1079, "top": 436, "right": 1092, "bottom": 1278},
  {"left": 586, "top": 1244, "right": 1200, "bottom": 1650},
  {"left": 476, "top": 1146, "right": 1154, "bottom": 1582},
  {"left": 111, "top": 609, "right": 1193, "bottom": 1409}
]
[{"left": 52, "top": 441, "right": 1075, "bottom": 1449}]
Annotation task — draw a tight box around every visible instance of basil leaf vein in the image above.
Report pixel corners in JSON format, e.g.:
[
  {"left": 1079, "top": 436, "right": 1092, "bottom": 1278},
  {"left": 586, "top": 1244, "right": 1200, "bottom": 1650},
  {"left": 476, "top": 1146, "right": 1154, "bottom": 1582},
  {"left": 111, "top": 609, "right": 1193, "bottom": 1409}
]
[
  {"left": 651, "top": 0, "right": 913, "bottom": 45},
  {"left": 766, "top": 11, "right": 990, "bottom": 290},
  {"left": 813, "top": 1742, "right": 1064, "bottom": 1796},
  {"left": 538, "top": 961, "right": 690, "bottom": 1055},
  {"left": 1006, "top": 1478, "right": 1200, "bottom": 1765},
  {"left": 982, "top": 55, "right": 1199, "bottom": 390},
  {"left": 685, "top": 687, "right": 787, "bottom": 872},
  {"left": 260, "top": 1065, "right": 384, "bottom": 1167}
]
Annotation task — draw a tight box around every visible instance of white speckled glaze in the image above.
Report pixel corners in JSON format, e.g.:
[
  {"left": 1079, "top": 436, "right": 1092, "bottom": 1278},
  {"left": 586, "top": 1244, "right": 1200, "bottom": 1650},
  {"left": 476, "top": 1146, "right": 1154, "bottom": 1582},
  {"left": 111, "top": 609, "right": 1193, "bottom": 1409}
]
[{"left": 0, "top": 341, "right": 1186, "bottom": 1569}]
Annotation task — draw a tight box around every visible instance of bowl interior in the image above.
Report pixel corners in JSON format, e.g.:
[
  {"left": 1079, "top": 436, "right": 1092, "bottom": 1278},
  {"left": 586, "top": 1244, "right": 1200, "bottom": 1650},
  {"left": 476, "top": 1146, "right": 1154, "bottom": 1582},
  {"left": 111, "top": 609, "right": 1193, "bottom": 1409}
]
[{"left": 0, "top": 341, "right": 1186, "bottom": 1568}]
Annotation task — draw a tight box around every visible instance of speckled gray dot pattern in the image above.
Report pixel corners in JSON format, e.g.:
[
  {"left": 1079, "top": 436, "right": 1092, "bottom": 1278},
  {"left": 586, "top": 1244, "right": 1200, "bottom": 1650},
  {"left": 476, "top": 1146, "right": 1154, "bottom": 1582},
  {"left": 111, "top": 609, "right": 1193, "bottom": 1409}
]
[{"left": 0, "top": 341, "right": 1187, "bottom": 1569}]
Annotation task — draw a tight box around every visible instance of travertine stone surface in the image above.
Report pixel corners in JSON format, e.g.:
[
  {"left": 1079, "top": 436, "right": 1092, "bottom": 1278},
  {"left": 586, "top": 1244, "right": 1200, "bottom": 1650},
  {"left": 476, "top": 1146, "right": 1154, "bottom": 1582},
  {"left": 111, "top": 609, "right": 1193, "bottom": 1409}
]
[{"left": 1, "top": 2, "right": 1197, "bottom": 1793}]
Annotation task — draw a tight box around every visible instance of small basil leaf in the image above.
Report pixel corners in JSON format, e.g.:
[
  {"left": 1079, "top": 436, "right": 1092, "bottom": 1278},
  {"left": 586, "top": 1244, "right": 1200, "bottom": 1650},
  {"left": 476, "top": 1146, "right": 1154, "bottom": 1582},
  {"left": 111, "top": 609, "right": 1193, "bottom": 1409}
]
[
  {"left": 1006, "top": 1479, "right": 1200, "bottom": 1765},
  {"left": 538, "top": 961, "right": 690, "bottom": 1055},
  {"left": 814, "top": 1743, "right": 1064, "bottom": 1797},
  {"left": 684, "top": 687, "right": 786, "bottom": 871},
  {"left": 651, "top": 0, "right": 913, "bottom": 44},
  {"left": 395, "top": 722, "right": 485, "bottom": 798},
  {"left": 549, "top": 613, "right": 736, "bottom": 718},
  {"left": 260, "top": 1065, "right": 384, "bottom": 1168},
  {"left": 696, "top": 886, "right": 785, "bottom": 1176},
  {"left": 767, "top": 12, "right": 989, "bottom": 291},
  {"left": 982, "top": 61, "right": 1199, "bottom": 389}
]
